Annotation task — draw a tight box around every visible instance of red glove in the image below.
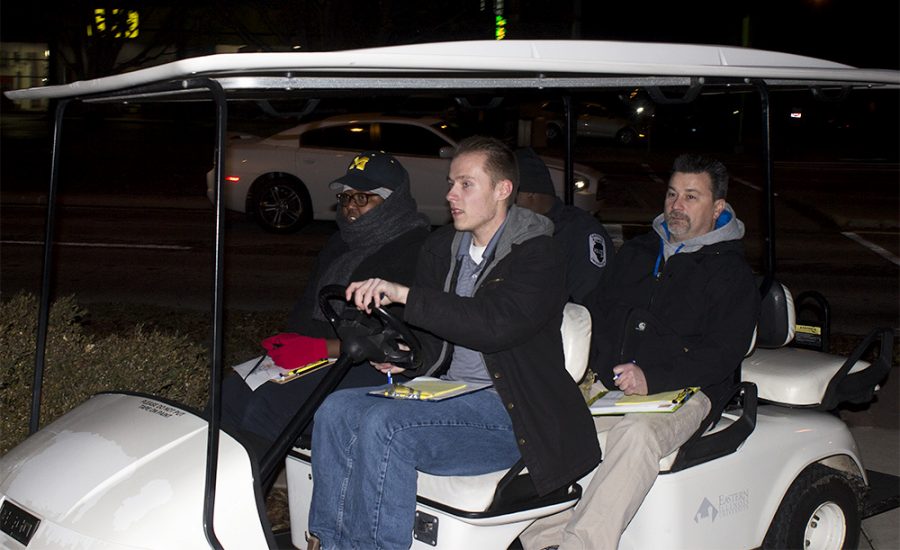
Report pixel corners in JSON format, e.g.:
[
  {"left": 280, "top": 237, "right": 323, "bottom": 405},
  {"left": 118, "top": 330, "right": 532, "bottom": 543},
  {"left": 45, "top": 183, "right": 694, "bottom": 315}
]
[{"left": 261, "top": 333, "right": 328, "bottom": 370}]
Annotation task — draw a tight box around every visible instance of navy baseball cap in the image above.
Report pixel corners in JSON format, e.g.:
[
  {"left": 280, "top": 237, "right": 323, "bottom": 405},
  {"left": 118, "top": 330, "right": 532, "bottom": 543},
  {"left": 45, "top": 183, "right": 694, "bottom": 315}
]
[{"left": 329, "top": 151, "right": 409, "bottom": 193}]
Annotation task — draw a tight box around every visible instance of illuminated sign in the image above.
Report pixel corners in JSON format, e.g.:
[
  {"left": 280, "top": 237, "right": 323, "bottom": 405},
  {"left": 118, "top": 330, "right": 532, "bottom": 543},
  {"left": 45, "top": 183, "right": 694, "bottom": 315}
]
[{"left": 87, "top": 9, "right": 139, "bottom": 39}]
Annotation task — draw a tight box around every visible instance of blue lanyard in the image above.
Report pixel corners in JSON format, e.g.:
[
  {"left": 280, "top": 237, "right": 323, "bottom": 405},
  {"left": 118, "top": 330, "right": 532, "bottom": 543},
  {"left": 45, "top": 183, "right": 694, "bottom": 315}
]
[{"left": 653, "top": 238, "right": 683, "bottom": 278}]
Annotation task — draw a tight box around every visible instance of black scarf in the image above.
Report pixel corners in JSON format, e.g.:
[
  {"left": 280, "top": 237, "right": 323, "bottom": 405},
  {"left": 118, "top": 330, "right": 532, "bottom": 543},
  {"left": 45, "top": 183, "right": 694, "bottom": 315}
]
[{"left": 312, "top": 180, "right": 430, "bottom": 321}]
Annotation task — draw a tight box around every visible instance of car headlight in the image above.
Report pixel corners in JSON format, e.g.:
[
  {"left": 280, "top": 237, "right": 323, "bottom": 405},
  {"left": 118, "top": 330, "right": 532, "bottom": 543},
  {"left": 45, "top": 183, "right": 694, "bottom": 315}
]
[{"left": 574, "top": 178, "right": 588, "bottom": 191}]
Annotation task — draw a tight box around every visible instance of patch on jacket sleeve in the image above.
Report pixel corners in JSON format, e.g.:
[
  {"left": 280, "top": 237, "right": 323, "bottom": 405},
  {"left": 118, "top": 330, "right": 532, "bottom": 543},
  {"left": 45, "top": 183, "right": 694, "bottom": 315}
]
[{"left": 589, "top": 233, "right": 607, "bottom": 268}]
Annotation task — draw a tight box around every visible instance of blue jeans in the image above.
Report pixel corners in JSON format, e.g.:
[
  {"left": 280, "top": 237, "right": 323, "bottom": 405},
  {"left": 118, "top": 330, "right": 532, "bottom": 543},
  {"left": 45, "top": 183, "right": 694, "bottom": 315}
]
[{"left": 308, "top": 385, "right": 521, "bottom": 550}]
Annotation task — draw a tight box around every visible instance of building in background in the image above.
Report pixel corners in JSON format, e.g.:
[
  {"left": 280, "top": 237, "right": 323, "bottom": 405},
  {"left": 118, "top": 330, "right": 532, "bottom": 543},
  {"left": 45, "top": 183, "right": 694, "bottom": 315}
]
[{"left": 0, "top": 43, "right": 49, "bottom": 111}]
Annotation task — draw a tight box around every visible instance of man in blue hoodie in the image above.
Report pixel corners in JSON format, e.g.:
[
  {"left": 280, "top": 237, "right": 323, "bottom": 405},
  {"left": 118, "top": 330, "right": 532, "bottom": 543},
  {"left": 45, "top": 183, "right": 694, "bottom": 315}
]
[{"left": 521, "top": 154, "right": 760, "bottom": 550}]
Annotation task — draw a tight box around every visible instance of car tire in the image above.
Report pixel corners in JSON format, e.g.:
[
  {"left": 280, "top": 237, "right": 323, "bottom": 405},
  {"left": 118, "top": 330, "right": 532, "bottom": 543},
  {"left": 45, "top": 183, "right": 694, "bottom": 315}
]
[
  {"left": 616, "top": 128, "right": 637, "bottom": 145},
  {"left": 251, "top": 176, "right": 312, "bottom": 234},
  {"left": 545, "top": 123, "right": 563, "bottom": 143},
  {"left": 762, "top": 463, "right": 862, "bottom": 550}
]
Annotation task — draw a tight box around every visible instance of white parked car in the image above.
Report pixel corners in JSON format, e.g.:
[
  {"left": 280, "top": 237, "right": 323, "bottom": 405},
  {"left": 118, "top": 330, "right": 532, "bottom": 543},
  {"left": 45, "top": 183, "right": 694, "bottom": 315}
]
[
  {"left": 205, "top": 114, "right": 603, "bottom": 233},
  {"left": 539, "top": 100, "right": 646, "bottom": 145}
]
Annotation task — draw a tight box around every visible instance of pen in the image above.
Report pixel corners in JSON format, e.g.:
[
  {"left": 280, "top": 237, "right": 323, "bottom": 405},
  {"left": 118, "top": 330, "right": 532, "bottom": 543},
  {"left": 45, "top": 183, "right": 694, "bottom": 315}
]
[
  {"left": 243, "top": 354, "right": 268, "bottom": 381},
  {"left": 278, "top": 358, "right": 330, "bottom": 379},
  {"left": 612, "top": 359, "right": 638, "bottom": 382}
]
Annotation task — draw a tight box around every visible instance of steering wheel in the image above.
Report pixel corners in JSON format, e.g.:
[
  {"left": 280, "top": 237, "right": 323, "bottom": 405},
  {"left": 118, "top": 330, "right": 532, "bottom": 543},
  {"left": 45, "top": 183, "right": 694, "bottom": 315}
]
[{"left": 318, "top": 284, "right": 422, "bottom": 370}]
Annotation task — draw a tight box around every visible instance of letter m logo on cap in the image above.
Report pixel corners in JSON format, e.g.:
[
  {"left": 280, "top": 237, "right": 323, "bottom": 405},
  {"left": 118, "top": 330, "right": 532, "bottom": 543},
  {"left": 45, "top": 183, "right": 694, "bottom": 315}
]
[{"left": 350, "top": 155, "right": 370, "bottom": 171}]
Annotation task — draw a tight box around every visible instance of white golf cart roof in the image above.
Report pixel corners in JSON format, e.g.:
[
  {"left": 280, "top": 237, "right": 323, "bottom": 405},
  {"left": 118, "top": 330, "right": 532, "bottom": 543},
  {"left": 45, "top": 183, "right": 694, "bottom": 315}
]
[{"left": 5, "top": 40, "right": 899, "bottom": 101}]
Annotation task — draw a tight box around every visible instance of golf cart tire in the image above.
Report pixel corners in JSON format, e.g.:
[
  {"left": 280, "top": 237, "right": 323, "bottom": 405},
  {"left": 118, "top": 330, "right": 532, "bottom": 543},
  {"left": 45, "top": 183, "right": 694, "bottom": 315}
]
[
  {"left": 250, "top": 174, "right": 312, "bottom": 234},
  {"left": 763, "top": 463, "right": 862, "bottom": 550}
]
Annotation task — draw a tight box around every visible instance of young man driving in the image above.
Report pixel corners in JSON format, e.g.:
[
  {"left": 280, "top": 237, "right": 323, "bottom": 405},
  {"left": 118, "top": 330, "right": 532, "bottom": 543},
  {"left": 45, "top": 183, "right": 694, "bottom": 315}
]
[{"left": 306, "top": 136, "right": 600, "bottom": 550}]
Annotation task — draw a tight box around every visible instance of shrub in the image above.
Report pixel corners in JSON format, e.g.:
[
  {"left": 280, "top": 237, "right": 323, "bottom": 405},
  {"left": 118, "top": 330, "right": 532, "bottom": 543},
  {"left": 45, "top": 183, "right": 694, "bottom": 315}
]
[{"left": 0, "top": 293, "right": 209, "bottom": 455}]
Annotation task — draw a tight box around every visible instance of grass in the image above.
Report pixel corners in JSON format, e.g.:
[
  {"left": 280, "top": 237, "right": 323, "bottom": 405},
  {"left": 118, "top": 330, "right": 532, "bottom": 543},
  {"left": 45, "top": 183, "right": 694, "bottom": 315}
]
[{"left": 0, "top": 293, "right": 287, "bottom": 455}]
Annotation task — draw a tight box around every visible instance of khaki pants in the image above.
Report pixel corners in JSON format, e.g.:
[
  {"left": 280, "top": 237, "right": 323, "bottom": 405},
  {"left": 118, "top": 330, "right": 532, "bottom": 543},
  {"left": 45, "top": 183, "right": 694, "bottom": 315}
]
[{"left": 519, "top": 392, "right": 711, "bottom": 550}]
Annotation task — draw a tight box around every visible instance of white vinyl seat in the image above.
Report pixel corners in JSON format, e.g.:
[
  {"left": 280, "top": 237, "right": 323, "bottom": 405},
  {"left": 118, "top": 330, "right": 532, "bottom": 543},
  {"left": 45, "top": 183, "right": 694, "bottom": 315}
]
[
  {"left": 743, "top": 347, "right": 869, "bottom": 406},
  {"left": 741, "top": 282, "right": 872, "bottom": 407},
  {"left": 416, "top": 303, "right": 592, "bottom": 512}
]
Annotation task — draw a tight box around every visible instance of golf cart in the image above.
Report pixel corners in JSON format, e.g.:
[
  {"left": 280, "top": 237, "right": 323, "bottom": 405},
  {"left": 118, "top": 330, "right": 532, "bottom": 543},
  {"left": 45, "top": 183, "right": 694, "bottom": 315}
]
[{"left": 1, "top": 41, "right": 897, "bottom": 549}]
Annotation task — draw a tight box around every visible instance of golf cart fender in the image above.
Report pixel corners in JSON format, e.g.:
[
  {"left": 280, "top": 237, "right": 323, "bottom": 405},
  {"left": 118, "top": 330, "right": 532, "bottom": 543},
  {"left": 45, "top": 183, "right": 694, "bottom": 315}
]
[
  {"left": 618, "top": 406, "right": 864, "bottom": 550},
  {"left": 0, "top": 393, "right": 270, "bottom": 549},
  {"left": 744, "top": 406, "right": 866, "bottom": 544}
]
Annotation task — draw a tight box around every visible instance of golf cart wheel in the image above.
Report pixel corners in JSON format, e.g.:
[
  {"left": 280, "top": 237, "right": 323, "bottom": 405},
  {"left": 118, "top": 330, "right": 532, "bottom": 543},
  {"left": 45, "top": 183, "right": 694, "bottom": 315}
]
[
  {"left": 616, "top": 128, "right": 637, "bottom": 145},
  {"left": 252, "top": 175, "right": 312, "bottom": 234},
  {"left": 763, "top": 464, "right": 862, "bottom": 550}
]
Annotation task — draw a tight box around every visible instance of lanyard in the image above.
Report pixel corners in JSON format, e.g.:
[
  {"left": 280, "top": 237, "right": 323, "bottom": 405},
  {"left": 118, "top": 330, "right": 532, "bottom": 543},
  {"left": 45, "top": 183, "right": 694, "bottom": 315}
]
[{"left": 653, "top": 238, "right": 684, "bottom": 278}]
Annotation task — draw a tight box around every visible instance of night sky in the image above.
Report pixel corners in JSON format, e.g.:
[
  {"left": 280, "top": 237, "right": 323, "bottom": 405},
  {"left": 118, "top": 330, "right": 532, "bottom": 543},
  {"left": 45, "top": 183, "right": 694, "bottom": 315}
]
[{"left": 1, "top": 0, "right": 897, "bottom": 70}]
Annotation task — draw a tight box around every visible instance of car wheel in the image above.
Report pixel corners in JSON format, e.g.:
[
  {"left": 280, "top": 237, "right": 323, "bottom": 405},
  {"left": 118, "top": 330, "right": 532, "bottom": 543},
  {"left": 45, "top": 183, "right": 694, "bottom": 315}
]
[
  {"left": 545, "top": 123, "right": 562, "bottom": 143},
  {"left": 616, "top": 128, "right": 637, "bottom": 145},
  {"left": 252, "top": 176, "right": 312, "bottom": 234},
  {"left": 763, "top": 464, "right": 862, "bottom": 550}
]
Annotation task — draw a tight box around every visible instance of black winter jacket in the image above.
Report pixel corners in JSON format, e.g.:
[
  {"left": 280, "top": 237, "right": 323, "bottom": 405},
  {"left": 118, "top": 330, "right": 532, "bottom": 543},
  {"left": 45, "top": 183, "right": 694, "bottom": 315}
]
[
  {"left": 546, "top": 198, "right": 614, "bottom": 305},
  {"left": 403, "top": 207, "right": 601, "bottom": 496},
  {"left": 589, "top": 231, "right": 759, "bottom": 409}
]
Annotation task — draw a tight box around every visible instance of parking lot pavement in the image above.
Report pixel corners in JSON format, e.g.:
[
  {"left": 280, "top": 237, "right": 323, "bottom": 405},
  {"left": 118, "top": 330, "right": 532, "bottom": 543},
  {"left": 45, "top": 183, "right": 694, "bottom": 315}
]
[
  {"left": 854, "top": 426, "right": 899, "bottom": 549},
  {"left": 0, "top": 191, "right": 211, "bottom": 210},
  {"left": 845, "top": 367, "right": 899, "bottom": 549}
]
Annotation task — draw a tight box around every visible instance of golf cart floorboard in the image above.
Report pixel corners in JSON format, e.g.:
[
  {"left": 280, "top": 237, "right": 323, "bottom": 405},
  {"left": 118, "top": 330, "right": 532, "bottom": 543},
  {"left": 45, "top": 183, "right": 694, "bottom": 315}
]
[{"left": 863, "top": 469, "right": 900, "bottom": 518}]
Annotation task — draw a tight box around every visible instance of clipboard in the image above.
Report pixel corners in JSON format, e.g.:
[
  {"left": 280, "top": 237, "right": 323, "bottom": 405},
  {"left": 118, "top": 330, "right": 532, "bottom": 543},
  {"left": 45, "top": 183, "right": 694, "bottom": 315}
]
[
  {"left": 232, "top": 355, "right": 334, "bottom": 390},
  {"left": 368, "top": 376, "right": 491, "bottom": 401},
  {"left": 588, "top": 387, "right": 699, "bottom": 415}
]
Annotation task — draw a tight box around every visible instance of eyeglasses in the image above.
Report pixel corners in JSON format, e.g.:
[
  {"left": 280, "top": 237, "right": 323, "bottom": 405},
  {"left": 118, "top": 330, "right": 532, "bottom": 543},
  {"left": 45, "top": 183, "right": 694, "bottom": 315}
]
[{"left": 336, "top": 192, "right": 381, "bottom": 207}]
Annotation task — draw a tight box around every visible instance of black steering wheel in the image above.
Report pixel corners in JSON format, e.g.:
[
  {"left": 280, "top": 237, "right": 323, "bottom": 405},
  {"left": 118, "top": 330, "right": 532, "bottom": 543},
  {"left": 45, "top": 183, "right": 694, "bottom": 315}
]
[{"left": 318, "top": 284, "right": 422, "bottom": 370}]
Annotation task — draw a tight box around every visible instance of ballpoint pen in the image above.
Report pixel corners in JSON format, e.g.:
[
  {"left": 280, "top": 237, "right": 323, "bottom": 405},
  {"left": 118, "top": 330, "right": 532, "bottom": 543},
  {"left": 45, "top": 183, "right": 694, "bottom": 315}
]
[
  {"left": 242, "top": 354, "right": 268, "bottom": 381},
  {"left": 612, "top": 359, "right": 637, "bottom": 382}
]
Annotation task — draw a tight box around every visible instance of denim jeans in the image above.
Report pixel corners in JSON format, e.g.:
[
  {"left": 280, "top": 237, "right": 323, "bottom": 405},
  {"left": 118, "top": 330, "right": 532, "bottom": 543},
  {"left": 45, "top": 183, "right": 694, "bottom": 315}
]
[{"left": 308, "top": 385, "right": 521, "bottom": 550}]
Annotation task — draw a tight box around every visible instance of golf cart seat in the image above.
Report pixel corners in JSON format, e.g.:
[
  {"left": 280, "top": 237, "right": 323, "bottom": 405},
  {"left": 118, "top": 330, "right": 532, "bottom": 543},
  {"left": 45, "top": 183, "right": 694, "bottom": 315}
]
[
  {"left": 741, "top": 280, "right": 893, "bottom": 409},
  {"left": 416, "top": 302, "right": 592, "bottom": 514}
]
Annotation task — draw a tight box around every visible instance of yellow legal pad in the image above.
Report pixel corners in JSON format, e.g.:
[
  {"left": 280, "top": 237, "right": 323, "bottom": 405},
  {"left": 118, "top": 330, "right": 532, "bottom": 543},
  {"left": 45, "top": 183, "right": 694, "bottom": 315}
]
[
  {"left": 589, "top": 387, "right": 700, "bottom": 415},
  {"left": 369, "top": 376, "right": 491, "bottom": 401}
]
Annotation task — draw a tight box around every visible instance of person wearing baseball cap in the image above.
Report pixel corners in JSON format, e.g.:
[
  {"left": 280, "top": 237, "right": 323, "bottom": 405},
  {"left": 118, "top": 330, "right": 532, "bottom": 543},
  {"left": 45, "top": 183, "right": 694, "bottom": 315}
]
[
  {"left": 221, "top": 151, "right": 430, "bottom": 454},
  {"left": 329, "top": 150, "right": 408, "bottom": 198},
  {"left": 515, "top": 147, "right": 614, "bottom": 304}
]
